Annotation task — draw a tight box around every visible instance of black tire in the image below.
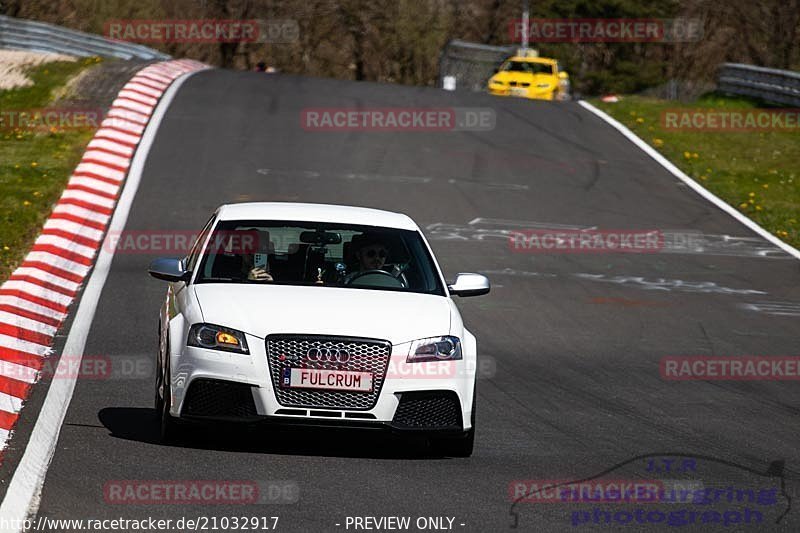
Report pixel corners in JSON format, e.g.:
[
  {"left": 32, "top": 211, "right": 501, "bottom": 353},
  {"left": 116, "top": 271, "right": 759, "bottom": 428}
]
[
  {"left": 431, "top": 387, "right": 476, "bottom": 457},
  {"left": 432, "top": 428, "right": 474, "bottom": 457},
  {"left": 154, "top": 325, "right": 164, "bottom": 411},
  {"left": 159, "top": 360, "right": 182, "bottom": 444}
]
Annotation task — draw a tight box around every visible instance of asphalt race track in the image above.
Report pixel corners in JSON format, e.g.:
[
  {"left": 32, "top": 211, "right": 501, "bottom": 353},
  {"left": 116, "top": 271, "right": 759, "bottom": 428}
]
[{"left": 15, "top": 70, "right": 800, "bottom": 531}]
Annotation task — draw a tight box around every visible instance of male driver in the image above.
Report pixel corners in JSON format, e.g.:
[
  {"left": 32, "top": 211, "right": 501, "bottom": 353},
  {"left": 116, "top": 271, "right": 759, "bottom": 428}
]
[{"left": 353, "top": 235, "right": 390, "bottom": 273}]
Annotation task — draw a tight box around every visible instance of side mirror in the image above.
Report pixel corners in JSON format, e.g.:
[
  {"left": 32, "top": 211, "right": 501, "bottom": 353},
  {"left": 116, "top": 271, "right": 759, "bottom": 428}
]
[
  {"left": 558, "top": 71, "right": 569, "bottom": 80},
  {"left": 448, "top": 273, "right": 490, "bottom": 297},
  {"left": 148, "top": 257, "right": 190, "bottom": 282}
]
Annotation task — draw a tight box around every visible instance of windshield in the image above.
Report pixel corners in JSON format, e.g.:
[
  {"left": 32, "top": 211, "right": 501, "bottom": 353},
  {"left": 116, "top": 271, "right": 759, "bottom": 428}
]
[
  {"left": 194, "top": 220, "right": 446, "bottom": 296},
  {"left": 501, "top": 61, "right": 554, "bottom": 75}
]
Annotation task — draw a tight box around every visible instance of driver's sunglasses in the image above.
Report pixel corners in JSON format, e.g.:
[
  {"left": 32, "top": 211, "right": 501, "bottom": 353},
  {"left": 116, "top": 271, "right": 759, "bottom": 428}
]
[{"left": 365, "top": 248, "right": 387, "bottom": 259}]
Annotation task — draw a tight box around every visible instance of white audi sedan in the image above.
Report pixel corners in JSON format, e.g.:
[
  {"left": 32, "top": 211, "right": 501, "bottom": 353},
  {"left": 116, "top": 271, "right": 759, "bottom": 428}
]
[{"left": 149, "top": 203, "right": 489, "bottom": 456}]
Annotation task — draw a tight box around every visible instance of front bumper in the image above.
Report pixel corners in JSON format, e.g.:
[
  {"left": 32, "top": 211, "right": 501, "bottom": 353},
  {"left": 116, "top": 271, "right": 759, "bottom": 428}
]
[
  {"left": 168, "top": 336, "right": 475, "bottom": 432},
  {"left": 488, "top": 85, "right": 555, "bottom": 100}
]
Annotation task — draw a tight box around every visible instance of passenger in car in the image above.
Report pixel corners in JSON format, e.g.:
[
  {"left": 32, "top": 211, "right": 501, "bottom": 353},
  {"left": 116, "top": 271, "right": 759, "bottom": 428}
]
[{"left": 243, "top": 252, "right": 274, "bottom": 282}]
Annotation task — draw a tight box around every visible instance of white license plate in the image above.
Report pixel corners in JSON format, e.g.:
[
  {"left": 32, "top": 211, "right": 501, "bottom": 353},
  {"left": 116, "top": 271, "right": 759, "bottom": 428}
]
[
  {"left": 281, "top": 368, "right": 373, "bottom": 392},
  {"left": 510, "top": 87, "right": 528, "bottom": 97}
]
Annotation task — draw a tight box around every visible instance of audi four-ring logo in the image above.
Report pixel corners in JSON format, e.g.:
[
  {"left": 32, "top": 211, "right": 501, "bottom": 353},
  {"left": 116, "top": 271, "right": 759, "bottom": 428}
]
[{"left": 306, "top": 347, "right": 350, "bottom": 363}]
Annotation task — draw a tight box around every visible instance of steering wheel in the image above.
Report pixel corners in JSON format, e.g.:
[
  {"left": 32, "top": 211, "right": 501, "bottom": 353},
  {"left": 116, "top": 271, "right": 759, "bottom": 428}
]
[{"left": 344, "top": 269, "right": 407, "bottom": 288}]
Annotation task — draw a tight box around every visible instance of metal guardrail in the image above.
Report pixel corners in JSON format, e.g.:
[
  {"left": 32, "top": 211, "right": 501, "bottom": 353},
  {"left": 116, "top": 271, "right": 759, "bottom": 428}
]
[
  {"left": 717, "top": 63, "right": 800, "bottom": 107},
  {"left": 438, "top": 39, "right": 515, "bottom": 92},
  {"left": 0, "top": 15, "right": 170, "bottom": 60}
]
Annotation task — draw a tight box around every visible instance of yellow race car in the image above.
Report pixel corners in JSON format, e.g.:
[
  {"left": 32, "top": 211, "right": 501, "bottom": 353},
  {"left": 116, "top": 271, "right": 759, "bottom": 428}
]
[{"left": 488, "top": 55, "right": 570, "bottom": 101}]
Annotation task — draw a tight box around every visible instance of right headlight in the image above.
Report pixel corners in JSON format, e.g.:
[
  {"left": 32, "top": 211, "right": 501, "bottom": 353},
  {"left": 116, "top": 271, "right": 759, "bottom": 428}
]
[
  {"left": 187, "top": 323, "right": 250, "bottom": 354},
  {"left": 407, "top": 336, "right": 462, "bottom": 362}
]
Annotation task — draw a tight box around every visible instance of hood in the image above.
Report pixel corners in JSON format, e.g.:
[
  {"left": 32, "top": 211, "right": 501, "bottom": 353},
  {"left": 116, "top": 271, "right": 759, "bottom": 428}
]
[{"left": 192, "top": 284, "right": 452, "bottom": 345}]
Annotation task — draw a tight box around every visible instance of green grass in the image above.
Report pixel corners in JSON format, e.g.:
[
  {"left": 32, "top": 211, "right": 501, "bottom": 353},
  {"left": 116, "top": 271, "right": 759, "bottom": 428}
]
[
  {"left": 593, "top": 94, "right": 800, "bottom": 249},
  {"left": 0, "top": 58, "right": 101, "bottom": 281}
]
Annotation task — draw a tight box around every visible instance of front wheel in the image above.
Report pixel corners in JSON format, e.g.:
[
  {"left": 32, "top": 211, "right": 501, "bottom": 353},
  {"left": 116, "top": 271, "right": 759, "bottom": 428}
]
[
  {"left": 430, "top": 388, "right": 476, "bottom": 457},
  {"left": 431, "top": 428, "right": 474, "bottom": 457},
  {"left": 159, "top": 362, "right": 182, "bottom": 444}
]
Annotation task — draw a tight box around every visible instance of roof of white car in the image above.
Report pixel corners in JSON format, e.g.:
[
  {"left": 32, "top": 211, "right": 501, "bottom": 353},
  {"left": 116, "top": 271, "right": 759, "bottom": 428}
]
[{"left": 215, "top": 202, "right": 419, "bottom": 230}]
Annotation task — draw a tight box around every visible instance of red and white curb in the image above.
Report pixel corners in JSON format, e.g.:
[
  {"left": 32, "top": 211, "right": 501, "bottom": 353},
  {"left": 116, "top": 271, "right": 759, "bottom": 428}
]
[{"left": 0, "top": 59, "right": 208, "bottom": 453}]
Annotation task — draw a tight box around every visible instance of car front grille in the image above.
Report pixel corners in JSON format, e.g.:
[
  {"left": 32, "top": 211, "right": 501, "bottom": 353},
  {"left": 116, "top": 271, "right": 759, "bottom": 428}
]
[{"left": 266, "top": 335, "right": 391, "bottom": 410}]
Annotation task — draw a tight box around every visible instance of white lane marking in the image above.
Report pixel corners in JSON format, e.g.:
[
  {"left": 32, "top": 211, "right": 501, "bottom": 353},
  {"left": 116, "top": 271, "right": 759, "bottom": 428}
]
[
  {"left": 573, "top": 273, "right": 767, "bottom": 295},
  {"left": 447, "top": 178, "right": 529, "bottom": 190},
  {"left": 740, "top": 301, "right": 800, "bottom": 316},
  {"left": 484, "top": 268, "right": 767, "bottom": 295},
  {"left": 481, "top": 268, "right": 558, "bottom": 278},
  {"left": 578, "top": 100, "right": 800, "bottom": 261},
  {"left": 429, "top": 221, "right": 789, "bottom": 258},
  {"left": 0, "top": 68, "right": 204, "bottom": 527},
  {"left": 468, "top": 217, "right": 591, "bottom": 229},
  {"left": 257, "top": 168, "right": 432, "bottom": 184}
]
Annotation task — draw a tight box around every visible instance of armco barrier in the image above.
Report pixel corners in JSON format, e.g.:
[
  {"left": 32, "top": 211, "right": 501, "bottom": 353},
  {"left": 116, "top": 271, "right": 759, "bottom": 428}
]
[
  {"left": 0, "top": 15, "right": 169, "bottom": 60},
  {"left": 717, "top": 63, "right": 800, "bottom": 107}
]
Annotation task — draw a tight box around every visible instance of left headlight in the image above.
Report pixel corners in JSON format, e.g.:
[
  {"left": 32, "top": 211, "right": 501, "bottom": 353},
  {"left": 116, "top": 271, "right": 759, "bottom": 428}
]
[
  {"left": 187, "top": 323, "right": 250, "bottom": 354},
  {"left": 407, "top": 336, "right": 461, "bottom": 362}
]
